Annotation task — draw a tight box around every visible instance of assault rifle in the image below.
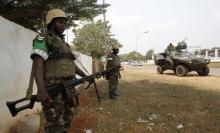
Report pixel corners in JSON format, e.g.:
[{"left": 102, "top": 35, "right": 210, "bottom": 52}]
[{"left": 6, "top": 65, "right": 122, "bottom": 117}]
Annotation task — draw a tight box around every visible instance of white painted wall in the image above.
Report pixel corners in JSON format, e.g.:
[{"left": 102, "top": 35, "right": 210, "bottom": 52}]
[
  {"left": 74, "top": 51, "right": 92, "bottom": 75},
  {"left": 0, "top": 16, "right": 92, "bottom": 133},
  {"left": 0, "top": 16, "right": 38, "bottom": 133}
]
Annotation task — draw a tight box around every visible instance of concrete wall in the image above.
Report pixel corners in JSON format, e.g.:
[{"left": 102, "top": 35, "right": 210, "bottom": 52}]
[
  {"left": 210, "top": 57, "right": 220, "bottom": 62},
  {"left": 0, "top": 16, "right": 92, "bottom": 133},
  {"left": 74, "top": 51, "right": 92, "bottom": 75}
]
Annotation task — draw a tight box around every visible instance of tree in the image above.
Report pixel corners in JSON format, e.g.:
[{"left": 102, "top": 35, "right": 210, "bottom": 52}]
[
  {"left": 145, "top": 49, "right": 154, "bottom": 60},
  {"left": 126, "top": 51, "right": 145, "bottom": 61},
  {"left": 73, "top": 20, "right": 122, "bottom": 59},
  {"left": 119, "top": 54, "right": 129, "bottom": 62},
  {"left": 0, "top": 0, "right": 108, "bottom": 31},
  {"left": 211, "top": 47, "right": 220, "bottom": 51}
]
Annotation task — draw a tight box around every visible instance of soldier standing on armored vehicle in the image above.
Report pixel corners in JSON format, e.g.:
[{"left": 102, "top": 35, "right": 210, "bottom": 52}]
[
  {"left": 30, "top": 9, "right": 87, "bottom": 133},
  {"left": 166, "top": 43, "right": 175, "bottom": 53},
  {"left": 165, "top": 43, "right": 175, "bottom": 66},
  {"left": 106, "top": 44, "right": 121, "bottom": 99},
  {"left": 155, "top": 39, "right": 210, "bottom": 77}
]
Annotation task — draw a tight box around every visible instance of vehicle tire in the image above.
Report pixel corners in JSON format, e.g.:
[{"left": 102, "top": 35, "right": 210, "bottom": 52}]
[
  {"left": 176, "top": 65, "right": 188, "bottom": 77},
  {"left": 197, "top": 66, "right": 209, "bottom": 76},
  {"left": 157, "top": 66, "right": 164, "bottom": 74}
]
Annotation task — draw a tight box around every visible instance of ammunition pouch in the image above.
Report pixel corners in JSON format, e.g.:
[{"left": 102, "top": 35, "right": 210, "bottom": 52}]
[{"left": 63, "top": 83, "right": 79, "bottom": 108}]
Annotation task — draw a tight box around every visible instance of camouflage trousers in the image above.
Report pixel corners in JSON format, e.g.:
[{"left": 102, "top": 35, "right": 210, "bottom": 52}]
[
  {"left": 108, "top": 75, "right": 118, "bottom": 92},
  {"left": 42, "top": 91, "right": 74, "bottom": 133}
]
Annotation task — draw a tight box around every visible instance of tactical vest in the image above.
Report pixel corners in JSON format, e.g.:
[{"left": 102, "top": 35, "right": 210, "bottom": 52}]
[
  {"left": 112, "top": 54, "right": 120, "bottom": 66},
  {"left": 44, "top": 34, "right": 76, "bottom": 82},
  {"left": 107, "top": 53, "right": 121, "bottom": 76}
]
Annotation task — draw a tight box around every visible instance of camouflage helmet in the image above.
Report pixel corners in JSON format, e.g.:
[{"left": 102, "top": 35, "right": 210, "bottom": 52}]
[
  {"left": 112, "top": 44, "right": 119, "bottom": 50},
  {"left": 46, "top": 9, "right": 67, "bottom": 25}
]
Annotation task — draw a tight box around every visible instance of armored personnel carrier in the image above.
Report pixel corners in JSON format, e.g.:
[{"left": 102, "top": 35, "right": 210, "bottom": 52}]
[{"left": 154, "top": 42, "right": 210, "bottom": 77}]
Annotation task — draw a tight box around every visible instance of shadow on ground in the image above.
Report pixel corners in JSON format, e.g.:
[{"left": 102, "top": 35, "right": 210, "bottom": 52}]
[{"left": 66, "top": 78, "right": 220, "bottom": 133}]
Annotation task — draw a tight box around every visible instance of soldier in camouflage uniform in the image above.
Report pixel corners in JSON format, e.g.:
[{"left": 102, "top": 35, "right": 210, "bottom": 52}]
[
  {"left": 30, "top": 9, "right": 87, "bottom": 133},
  {"left": 106, "top": 44, "right": 121, "bottom": 99},
  {"left": 166, "top": 43, "right": 175, "bottom": 53},
  {"left": 165, "top": 43, "right": 175, "bottom": 66}
]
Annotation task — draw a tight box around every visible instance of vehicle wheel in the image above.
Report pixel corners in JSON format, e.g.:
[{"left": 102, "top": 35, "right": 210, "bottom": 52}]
[
  {"left": 176, "top": 65, "right": 188, "bottom": 77},
  {"left": 197, "top": 66, "right": 209, "bottom": 76},
  {"left": 157, "top": 66, "right": 164, "bottom": 74}
]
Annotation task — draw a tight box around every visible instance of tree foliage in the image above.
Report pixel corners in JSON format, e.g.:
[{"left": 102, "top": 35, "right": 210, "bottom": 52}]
[
  {"left": 145, "top": 49, "right": 154, "bottom": 60},
  {"left": 0, "top": 0, "right": 108, "bottom": 31},
  {"left": 211, "top": 47, "right": 220, "bottom": 51},
  {"left": 120, "top": 51, "right": 145, "bottom": 61},
  {"left": 119, "top": 54, "right": 129, "bottom": 62},
  {"left": 73, "top": 20, "right": 122, "bottom": 58}
]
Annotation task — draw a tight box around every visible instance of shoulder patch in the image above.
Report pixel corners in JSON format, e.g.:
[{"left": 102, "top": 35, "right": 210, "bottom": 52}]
[
  {"left": 37, "top": 35, "right": 45, "bottom": 41},
  {"left": 34, "top": 33, "right": 46, "bottom": 42},
  {"left": 107, "top": 57, "right": 113, "bottom": 60}
]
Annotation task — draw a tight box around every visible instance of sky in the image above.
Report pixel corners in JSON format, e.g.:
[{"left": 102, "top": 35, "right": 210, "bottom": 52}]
[{"left": 66, "top": 0, "right": 220, "bottom": 54}]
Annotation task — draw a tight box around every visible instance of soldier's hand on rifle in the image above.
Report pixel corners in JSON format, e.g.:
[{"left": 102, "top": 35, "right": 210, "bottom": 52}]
[
  {"left": 118, "top": 74, "right": 121, "bottom": 79},
  {"left": 105, "top": 74, "right": 109, "bottom": 80},
  {"left": 36, "top": 89, "right": 53, "bottom": 103},
  {"left": 87, "top": 78, "right": 95, "bottom": 84}
]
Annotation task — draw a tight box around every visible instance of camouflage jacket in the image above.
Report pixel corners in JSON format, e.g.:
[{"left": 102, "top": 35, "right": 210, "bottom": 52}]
[
  {"left": 106, "top": 52, "right": 121, "bottom": 76},
  {"left": 31, "top": 33, "right": 76, "bottom": 83}
]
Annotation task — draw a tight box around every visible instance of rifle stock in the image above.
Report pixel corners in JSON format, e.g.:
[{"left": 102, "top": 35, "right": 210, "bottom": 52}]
[
  {"left": 6, "top": 65, "right": 122, "bottom": 117},
  {"left": 6, "top": 95, "right": 36, "bottom": 117}
]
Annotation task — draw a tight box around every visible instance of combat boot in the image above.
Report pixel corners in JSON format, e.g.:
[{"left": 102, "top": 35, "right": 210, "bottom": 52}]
[
  {"left": 109, "top": 92, "right": 117, "bottom": 99},
  {"left": 113, "top": 91, "right": 121, "bottom": 97}
]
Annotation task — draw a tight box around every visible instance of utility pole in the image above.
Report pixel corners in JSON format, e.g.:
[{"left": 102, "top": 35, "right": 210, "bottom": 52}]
[
  {"left": 103, "top": 0, "right": 110, "bottom": 67},
  {"left": 102, "top": 0, "right": 109, "bottom": 91},
  {"left": 135, "top": 31, "right": 148, "bottom": 58}
]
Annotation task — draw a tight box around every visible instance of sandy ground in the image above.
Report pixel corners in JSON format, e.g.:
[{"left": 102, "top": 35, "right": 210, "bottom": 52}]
[
  {"left": 135, "top": 65, "right": 220, "bottom": 77},
  {"left": 33, "top": 65, "right": 220, "bottom": 133}
]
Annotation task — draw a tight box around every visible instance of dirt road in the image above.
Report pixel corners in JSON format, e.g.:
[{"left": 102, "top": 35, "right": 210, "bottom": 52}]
[{"left": 38, "top": 65, "right": 220, "bottom": 133}]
